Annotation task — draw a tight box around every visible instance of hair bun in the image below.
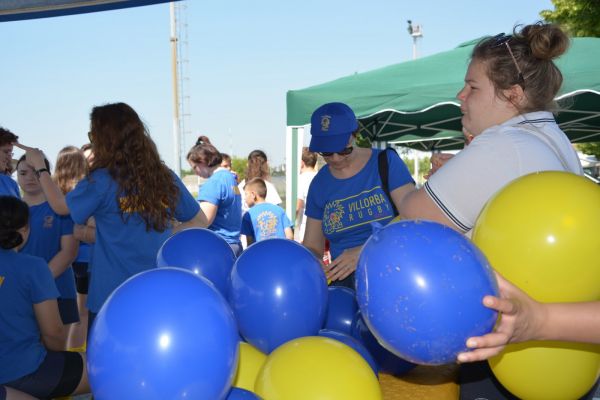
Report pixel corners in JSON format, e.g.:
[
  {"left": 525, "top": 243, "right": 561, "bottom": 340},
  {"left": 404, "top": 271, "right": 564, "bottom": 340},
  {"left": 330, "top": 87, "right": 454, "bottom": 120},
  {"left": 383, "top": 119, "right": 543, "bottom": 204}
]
[
  {"left": 0, "top": 231, "right": 24, "bottom": 250},
  {"left": 522, "top": 23, "right": 569, "bottom": 61},
  {"left": 196, "top": 135, "right": 212, "bottom": 146}
]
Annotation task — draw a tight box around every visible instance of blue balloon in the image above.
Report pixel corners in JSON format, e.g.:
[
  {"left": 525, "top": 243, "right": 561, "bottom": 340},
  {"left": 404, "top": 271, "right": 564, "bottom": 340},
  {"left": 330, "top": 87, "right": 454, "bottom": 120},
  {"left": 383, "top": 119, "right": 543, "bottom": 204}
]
[
  {"left": 157, "top": 228, "right": 235, "bottom": 296},
  {"left": 323, "top": 286, "right": 358, "bottom": 334},
  {"left": 356, "top": 220, "right": 499, "bottom": 365},
  {"left": 318, "top": 329, "right": 378, "bottom": 375},
  {"left": 228, "top": 239, "right": 328, "bottom": 353},
  {"left": 88, "top": 268, "right": 239, "bottom": 400},
  {"left": 226, "top": 387, "right": 262, "bottom": 399},
  {"left": 350, "top": 311, "right": 415, "bottom": 376}
]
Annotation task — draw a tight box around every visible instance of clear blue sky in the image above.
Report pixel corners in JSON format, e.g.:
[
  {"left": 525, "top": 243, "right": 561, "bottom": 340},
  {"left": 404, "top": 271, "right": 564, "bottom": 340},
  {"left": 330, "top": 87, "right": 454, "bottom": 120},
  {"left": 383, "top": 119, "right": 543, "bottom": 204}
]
[{"left": 1, "top": 0, "right": 553, "bottom": 170}]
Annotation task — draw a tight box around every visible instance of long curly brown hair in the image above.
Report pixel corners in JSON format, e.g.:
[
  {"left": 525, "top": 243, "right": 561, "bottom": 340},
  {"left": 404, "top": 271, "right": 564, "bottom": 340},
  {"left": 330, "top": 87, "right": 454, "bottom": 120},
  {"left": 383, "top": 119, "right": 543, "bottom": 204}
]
[
  {"left": 54, "top": 146, "right": 88, "bottom": 194},
  {"left": 89, "top": 103, "right": 179, "bottom": 232}
]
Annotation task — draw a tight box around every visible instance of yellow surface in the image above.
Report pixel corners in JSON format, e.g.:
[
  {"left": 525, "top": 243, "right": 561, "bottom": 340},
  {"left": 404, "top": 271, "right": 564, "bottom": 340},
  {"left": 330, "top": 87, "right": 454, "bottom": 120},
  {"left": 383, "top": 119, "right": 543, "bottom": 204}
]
[{"left": 379, "top": 364, "right": 459, "bottom": 400}]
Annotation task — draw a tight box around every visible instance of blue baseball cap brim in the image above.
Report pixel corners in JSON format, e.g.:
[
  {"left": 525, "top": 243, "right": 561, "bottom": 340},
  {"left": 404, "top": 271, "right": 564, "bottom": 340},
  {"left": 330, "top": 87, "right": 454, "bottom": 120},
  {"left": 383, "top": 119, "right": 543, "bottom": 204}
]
[{"left": 309, "top": 131, "right": 352, "bottom": 153}]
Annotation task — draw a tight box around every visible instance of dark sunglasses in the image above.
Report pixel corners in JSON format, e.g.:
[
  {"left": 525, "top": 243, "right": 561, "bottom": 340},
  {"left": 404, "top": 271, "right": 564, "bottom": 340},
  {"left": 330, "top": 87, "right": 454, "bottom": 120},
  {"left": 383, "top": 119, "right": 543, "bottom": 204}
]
[
  {"left": 318, "top": 146, "right": 354, "bottom": 158},
  {"left": 490, "top": 33, "right": 525, "bottom": 85}
]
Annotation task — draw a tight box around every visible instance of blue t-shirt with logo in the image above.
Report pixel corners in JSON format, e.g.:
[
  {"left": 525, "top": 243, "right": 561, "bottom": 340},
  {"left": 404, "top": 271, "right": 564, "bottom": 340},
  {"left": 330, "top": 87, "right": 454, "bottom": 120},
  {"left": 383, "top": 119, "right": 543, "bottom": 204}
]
[
  {"left": 241, "top": 202, "right": 292, "bottom": 242},
  {"left": 21, "top": 202, "right": 76, "bottom": 301},
  {"left": 0, "top": 250, "right": 59, "bottom": 383},
  {"left": 0, "top": 174, "right": 20, "bottom": 198},
  {"left": 198, "top": 169, "right": 242, "bottom": 245},
  {"left": 66, "top": 168, "right": 200, "bottom": 313},
  {"left": 305, "top": 149, "right": 413, "bottom": 260}
]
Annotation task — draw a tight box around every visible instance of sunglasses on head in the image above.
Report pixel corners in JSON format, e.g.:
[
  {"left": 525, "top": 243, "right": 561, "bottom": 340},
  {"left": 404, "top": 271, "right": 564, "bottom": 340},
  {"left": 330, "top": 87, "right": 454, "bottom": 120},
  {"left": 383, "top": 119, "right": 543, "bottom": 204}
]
[
  {"left": 490, "top": 33, "right": 525, "bottom": 86},
  {"left": 318, "top": 146, "right": 354, "bottom": 158}
]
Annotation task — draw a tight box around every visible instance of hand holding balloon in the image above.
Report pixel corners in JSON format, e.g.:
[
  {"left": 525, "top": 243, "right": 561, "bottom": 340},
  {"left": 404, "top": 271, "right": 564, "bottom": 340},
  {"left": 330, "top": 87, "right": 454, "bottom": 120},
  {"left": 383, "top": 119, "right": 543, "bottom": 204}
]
[
  {"left": 457, "top": 272, "right": 546, "bottom": 363},
  {"left": 458, "top": 272, "right": 600, "bottom": 363}
]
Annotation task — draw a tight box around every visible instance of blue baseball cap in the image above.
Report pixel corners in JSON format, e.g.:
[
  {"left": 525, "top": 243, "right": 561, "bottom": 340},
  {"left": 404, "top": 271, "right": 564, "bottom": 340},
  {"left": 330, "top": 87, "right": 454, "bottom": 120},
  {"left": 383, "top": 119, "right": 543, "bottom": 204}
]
[{"left": 309, "top": 102, "right": 358, "bottom": 153}]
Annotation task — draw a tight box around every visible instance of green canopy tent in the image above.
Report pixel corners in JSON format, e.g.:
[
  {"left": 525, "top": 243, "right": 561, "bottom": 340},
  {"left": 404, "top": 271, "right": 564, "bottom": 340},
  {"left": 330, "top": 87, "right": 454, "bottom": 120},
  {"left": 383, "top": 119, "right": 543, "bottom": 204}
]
[{"left": 284, "top": 37, "right": 600, "bottom": 218}]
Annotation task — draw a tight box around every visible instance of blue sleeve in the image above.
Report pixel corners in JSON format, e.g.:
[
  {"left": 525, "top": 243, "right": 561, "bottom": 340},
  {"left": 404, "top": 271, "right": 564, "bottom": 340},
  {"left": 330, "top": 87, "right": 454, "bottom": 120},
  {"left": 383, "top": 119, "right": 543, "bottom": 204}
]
[
  {"left": 304, "top": 174, "right": 323, "bottom": 221},
  {"left": 29, "top": 257, "right": 60, "bottom": 303},
  {"left": 240, "top": 212, "right": 253, "bottom": 236},
  {"left": 282, "top": 211, "right": 293, "bottom": 228},
  {"left": 198, "top": 175, "right": 222, "bottom": 206},
  {"left": 387, "top": 150, "right": 415, "bottom": 190},
  {"left": 66, "top": 173, "right": 105, "bottom": 224},
  {"left": 172, "top": 173, "right": 200, "bottom": 222},
  {"left": 59, "top": 214, "right": 74, "bottom": 235}
]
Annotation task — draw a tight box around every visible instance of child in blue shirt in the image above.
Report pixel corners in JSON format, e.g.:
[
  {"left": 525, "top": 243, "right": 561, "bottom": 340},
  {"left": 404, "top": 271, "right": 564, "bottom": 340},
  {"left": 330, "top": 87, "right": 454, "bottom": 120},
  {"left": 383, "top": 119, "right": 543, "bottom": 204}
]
[
  {"left": 241, "top": 178, "right": 293, "bottom": 245},
  {"left": 187, "top": 135, "right": 243, "bottom": 256},
  {"left": 0, "top": 127, "right": 20, "bottom": 198},
  {"left": 17, "top": 155, "right": 79, "bottom": 333},
  {"left": 0, "top": 196, "right": 90, "bottom": 399}
]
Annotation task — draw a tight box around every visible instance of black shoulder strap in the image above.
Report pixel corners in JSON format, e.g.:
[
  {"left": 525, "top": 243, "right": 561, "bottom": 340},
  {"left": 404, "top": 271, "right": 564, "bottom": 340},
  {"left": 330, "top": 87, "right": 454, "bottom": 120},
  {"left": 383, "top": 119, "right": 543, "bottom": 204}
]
[{"left": 378, "top": 148, "right": 399, "bottom": 216}]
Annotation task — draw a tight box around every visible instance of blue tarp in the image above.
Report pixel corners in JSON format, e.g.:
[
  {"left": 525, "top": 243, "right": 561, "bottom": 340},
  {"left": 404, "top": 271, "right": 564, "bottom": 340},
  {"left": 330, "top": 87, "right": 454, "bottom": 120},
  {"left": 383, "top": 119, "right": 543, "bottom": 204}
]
[{"left": 0, "top": 0, "right": 177, "bottom": 22}]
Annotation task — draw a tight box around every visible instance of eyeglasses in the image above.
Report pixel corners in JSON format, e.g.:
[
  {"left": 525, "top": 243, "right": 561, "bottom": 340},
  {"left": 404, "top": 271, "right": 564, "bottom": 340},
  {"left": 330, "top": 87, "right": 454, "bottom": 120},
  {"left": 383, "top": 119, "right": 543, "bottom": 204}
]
[
  {"left": 318, "top": 146, "right": 354, "bottom": 158},
  {"left": 491, "top": 33, "right": 525, "bottom": 85},
  {"left": 88, "top": 131, "right": 93, "bottom": 142}
]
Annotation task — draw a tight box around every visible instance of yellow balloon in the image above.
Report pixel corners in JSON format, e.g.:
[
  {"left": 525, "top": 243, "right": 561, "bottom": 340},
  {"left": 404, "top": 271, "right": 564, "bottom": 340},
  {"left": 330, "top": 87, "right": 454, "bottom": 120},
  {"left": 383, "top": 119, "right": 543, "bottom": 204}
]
[
  {"left": 255, "top": 336, "right": 382, "bottom": 400},
  {"left": 473, "top": 171, "right": 600, "bottom": 399},
  {"left": 232, "top": 342, "right": 268, "bottom": 391},
  {"left": 473, "top": 171, "right": 600, "bottom": 302},
  {"left": 489, "top": 342, "right": 600, "bottom": 400}
]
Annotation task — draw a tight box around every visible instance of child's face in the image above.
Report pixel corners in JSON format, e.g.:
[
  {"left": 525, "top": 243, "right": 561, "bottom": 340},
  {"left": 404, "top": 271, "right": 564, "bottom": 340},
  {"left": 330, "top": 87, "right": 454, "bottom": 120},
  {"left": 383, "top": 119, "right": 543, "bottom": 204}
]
[
  {"left": 245, "top": 189, "right": 255, "bottom": 207},
  {"left": 17, "top": 161, "right": 43, "bottom": 196}
]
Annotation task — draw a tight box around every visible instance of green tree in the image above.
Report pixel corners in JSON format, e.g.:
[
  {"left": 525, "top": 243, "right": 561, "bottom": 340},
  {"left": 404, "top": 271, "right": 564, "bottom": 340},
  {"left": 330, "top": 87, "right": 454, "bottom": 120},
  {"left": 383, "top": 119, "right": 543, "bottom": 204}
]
[
  {"left": 576, "top": 143, "right": 600, "bottom": 159},
  {"left": 542, "top": 1, "right": 600, "bottom": 160},
  {"left": 231, "top": 156, "right": 247, "bottom": 182},
  {"left": 541, "top": 0, "right": 600, "bottom": 37}
]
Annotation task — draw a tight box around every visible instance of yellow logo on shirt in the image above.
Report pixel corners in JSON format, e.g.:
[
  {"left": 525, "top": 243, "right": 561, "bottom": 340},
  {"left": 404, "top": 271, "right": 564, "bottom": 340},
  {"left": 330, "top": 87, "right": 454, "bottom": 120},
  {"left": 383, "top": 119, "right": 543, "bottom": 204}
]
[
  {"left": 0, "top": 276, "right": 4, "bottom": 287},
  {"left": 43, "top": 215, "right": 54, "bottom": 228}
]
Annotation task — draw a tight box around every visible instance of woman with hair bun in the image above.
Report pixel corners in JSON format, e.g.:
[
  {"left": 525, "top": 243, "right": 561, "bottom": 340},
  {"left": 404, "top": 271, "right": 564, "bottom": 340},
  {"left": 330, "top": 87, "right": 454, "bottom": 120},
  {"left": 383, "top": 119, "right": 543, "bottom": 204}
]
[
  {"left": 187, "top": 135, "right": 243, "bottom": 256},
  {"left": 397, "top": 22, "right": 586, "bottom": 399},
  {"left": 238, "top": 149, "right": 282, "bottom": 213},
  {"left": 0, "top": 196, "right": 90, "bottom": 399}
]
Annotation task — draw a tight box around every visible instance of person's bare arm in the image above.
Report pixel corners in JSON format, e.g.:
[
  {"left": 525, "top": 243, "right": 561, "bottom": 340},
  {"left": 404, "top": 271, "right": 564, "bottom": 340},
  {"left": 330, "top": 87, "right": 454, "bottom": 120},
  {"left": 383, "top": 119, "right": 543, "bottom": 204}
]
[
  {"left": 199, "top": 202, "right": 218, "bottom": 226},
  {"left": 47, "top": 234, "right": 78, "bottom": 278},
  {"left": 399, "top": 187, "right": 462, "bottom": 231},
  {"left": 284, "top": 227, "right": 294, "bottom": 240},
  {"left": 172, "top": 209, "right": 209, "bottom": 234},
  {"left": 302, "top": 217, "right": 325, "bottom": 259},
  {"left": 34, "top": 299, "right": 66, "bottom": 351}
]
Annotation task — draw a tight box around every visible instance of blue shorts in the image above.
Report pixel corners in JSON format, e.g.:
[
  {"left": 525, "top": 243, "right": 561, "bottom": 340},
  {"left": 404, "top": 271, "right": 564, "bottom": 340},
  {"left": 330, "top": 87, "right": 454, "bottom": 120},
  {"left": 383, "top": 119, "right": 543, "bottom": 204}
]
[
  {"left": 0, "top": 386, "right": 5, "bottom": 400},
  {"left": 58, "top": 298, "right": 80, "bottom": 324},
  {"left": 3, "top": 351, "right": 83, "bottom": 399}
]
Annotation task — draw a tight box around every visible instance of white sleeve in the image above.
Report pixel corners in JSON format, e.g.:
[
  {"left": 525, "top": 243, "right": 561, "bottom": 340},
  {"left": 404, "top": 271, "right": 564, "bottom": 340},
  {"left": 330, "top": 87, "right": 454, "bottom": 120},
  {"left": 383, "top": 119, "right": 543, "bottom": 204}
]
[{"left": 425, "top": 132, "right": 522, "bottom": 232}]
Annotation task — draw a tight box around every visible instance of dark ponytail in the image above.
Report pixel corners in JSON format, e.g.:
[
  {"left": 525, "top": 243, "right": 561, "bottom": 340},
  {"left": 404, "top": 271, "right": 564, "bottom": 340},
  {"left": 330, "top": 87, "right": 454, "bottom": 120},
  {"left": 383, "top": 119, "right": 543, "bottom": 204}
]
[{"left": 0, "top": 196, "right": 29, "bottom": 250}]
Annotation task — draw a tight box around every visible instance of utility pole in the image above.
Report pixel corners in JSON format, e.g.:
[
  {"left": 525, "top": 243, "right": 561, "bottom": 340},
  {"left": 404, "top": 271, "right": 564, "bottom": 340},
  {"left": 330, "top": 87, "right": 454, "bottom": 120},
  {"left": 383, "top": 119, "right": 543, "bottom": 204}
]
[{"left": 169, "top": 2, "right": 181, "bottom": 176}]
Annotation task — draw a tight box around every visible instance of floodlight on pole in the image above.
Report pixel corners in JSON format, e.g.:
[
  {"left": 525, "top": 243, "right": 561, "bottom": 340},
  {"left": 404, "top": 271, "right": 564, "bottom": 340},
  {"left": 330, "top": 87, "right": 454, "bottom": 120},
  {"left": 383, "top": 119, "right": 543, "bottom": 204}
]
[
  {"left": 407, "top": 19, "right": 424, "bottom": 182},
  {"left": 407, "top": 20, "right": 423, "bottom": 60}
]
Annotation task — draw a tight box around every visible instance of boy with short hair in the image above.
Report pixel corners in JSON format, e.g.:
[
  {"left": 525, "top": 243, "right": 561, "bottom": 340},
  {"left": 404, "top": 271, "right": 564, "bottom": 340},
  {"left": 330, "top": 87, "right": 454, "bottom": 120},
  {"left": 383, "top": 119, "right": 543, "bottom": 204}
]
[{"left": 241, "top": 178, "right": 293, "bottom": 245}]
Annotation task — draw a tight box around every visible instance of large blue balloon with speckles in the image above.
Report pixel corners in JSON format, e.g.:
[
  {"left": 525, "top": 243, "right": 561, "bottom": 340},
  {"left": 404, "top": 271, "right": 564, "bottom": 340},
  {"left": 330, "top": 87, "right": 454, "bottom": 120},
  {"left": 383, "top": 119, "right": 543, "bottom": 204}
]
[{"left": 356, "top": 220, "right": 499, "bottom": 365}]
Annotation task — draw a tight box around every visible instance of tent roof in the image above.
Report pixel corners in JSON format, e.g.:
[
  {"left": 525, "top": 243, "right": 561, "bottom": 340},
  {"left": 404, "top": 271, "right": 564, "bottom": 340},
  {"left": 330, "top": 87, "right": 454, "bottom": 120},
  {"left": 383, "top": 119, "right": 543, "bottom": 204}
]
[
  {"left": 0, "top": 0, "right": 176, "bottom": 22},
  {"left": 287, "top": 37, "right": 600, "bottom": 151}
]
